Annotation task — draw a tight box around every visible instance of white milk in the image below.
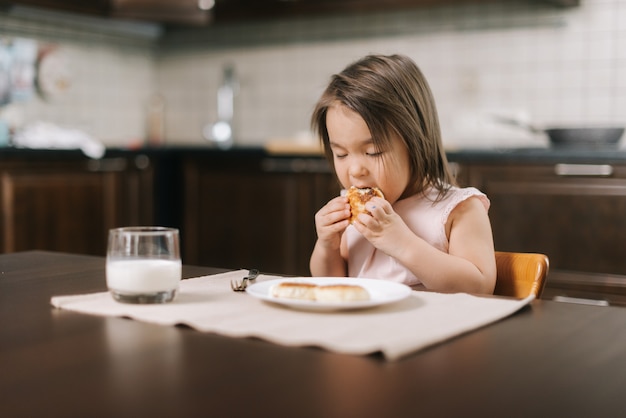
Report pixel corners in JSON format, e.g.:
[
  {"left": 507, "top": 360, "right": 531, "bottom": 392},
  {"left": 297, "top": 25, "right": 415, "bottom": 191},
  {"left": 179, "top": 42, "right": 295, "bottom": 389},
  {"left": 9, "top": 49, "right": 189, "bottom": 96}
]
[{"left": 106, "top": 259, "right": 182, "bottom": 293}]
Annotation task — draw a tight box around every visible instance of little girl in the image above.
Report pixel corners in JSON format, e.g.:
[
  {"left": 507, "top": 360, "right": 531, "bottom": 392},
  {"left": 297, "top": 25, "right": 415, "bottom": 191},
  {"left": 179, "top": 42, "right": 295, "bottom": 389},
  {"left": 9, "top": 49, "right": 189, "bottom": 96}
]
[{"left": 309, "top": 54, "right": 496, "bottom": 294}]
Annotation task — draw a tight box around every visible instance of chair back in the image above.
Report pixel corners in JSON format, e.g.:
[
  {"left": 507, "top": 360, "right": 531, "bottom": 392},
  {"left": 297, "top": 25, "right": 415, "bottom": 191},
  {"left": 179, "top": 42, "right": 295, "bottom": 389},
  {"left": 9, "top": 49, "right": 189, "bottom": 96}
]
[{"left": 494, "top": 251, "right": 549, "bottom": 298}]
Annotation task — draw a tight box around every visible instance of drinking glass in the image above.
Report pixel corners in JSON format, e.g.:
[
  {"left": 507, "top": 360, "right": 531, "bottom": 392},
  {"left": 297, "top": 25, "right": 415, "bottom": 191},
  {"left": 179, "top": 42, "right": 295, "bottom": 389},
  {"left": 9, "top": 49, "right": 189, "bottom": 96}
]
[{"left": 106, "top": 227, "right": 182, "bottom": 304}]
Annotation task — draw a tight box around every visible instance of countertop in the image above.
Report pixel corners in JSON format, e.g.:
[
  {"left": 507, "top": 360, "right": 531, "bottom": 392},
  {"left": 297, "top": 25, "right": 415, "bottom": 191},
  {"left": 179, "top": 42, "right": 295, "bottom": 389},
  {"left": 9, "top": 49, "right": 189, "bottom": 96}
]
[
  {"left": 445, "top": 147, "right": 626, "bottom": 164},
  {"left": 3, "top": 144, "right": 626, "bottom": 164}
]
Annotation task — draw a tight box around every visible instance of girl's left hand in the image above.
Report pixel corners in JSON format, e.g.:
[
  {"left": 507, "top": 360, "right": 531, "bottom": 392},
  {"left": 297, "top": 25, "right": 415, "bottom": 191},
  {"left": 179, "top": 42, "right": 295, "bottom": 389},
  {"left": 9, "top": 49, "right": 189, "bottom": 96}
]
[{"left": 352, "top": 197, "right": 414, "bottom": 257}]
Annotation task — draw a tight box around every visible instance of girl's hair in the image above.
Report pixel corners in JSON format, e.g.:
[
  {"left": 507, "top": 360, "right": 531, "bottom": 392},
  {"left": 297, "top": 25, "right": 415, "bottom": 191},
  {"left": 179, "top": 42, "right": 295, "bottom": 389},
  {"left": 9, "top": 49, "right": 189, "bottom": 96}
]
[{"left": 311, "top": 54, "right": 456, "bottom": 199}]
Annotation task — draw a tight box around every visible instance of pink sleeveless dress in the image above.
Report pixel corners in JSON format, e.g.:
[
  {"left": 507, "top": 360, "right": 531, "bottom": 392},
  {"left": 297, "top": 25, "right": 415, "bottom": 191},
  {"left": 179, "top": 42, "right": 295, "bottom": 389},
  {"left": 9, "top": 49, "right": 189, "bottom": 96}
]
[{"left": 345, "top": 186, "right": 490, "bottom": 286}]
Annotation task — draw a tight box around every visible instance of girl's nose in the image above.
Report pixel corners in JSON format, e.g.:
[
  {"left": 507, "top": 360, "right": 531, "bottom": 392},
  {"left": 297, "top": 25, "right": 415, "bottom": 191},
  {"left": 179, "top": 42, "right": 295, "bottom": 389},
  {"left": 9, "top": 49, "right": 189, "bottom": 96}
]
[{"left": 348, "top": 157, "right": 367, "bottom": 178}]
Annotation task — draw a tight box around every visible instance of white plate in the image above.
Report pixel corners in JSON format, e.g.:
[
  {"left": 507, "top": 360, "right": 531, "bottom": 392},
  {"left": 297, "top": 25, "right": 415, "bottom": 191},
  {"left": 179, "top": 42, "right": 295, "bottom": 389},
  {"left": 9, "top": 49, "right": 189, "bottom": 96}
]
[{"left": 246, "top": 277, "right": 412, "bottom": 312}]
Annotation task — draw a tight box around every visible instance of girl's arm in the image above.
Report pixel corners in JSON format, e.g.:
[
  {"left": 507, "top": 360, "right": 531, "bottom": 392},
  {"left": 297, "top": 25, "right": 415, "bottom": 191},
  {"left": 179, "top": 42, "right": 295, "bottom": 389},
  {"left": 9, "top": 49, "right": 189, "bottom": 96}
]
[
  {"left": 309, "top": 196, "right": 351, "bottom": 277},
  {"left": 310, "top": 238, "right": 348, "bottom": 277},
  {"left": 356, "top": 196, "right": 496, "bottom": 294}
]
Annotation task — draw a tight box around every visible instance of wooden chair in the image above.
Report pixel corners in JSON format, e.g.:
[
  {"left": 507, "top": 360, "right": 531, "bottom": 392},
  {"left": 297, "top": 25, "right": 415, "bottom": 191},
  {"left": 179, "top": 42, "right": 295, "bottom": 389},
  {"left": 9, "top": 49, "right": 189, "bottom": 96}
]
[{"left": 494, "top": 251, "right": 549, "bottom": 299}]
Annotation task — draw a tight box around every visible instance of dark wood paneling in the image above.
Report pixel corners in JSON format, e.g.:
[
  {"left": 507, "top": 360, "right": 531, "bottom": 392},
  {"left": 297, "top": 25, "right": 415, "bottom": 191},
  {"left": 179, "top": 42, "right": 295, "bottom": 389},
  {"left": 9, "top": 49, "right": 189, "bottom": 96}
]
[
  {"left": 458, "top": 161, "right": 626, "bottom": 305},
  {"left": 0, "top": 156, "right": 154, "bottom": 255},
  {"left": 182, "top": 155, "right": 337, "bottom": 276},
  {"left": 467, "top": 163, "right": 626, "bottom": 276},
  {"left": 2, "top": 170, "right": 112, "bottom": 254}
]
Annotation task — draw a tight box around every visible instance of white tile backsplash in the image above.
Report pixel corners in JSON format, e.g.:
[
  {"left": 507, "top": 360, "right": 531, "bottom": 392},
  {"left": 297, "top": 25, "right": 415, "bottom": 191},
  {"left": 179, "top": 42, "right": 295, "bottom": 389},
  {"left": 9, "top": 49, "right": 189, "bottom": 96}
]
[{"left": 1, "top": 0, "right": 626, "bottom": 149}]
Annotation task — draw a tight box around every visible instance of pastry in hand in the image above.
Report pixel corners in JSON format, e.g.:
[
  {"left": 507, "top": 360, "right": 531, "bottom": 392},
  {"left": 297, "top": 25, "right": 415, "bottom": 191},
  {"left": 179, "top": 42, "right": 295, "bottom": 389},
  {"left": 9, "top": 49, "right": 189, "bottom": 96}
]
[{"left": 346, "top": 186, "right": 384, "bottom": 223}]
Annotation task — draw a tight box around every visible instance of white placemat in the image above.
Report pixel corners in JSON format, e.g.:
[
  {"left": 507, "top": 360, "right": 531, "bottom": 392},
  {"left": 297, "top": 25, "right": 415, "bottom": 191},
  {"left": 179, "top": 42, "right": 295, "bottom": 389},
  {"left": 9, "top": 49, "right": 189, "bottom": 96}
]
[{"left": 51, "top": 270, "right": 533, "bottom": 361}]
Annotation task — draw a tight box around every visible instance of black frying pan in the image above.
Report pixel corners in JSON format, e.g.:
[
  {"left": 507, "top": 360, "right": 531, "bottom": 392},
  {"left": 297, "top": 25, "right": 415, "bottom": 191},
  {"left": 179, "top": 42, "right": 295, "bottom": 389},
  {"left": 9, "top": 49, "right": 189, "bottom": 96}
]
[
  {"left": 493, "top": 116, "right": 624, "bottom": 149},
  {"left": 544, "top": 127, "right": 624, "bottom": 148}
]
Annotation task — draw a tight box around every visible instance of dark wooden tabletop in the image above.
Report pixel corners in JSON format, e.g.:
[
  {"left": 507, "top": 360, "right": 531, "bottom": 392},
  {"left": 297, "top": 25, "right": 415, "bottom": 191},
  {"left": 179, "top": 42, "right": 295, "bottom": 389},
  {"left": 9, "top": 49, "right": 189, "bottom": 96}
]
[{"left": 1, "top": 251, "right": 625, "bottom": 418}]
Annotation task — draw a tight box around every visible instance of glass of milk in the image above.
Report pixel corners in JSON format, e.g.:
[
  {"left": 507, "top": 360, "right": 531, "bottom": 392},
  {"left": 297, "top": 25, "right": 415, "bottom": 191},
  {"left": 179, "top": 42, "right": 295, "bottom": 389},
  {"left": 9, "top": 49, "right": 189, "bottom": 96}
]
[{"left": 106, "top": 227, "right": 182, "bottom": 304}]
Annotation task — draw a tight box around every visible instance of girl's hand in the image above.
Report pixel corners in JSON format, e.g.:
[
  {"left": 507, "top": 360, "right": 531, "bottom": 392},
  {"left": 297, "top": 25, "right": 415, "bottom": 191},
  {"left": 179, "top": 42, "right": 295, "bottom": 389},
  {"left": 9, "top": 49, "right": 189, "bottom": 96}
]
[
  {"left": 352, "top": 197, "right": 413, "bottom": 257},
  {"left": 314, "top": 196, "right": 351, "bottom": 250}
]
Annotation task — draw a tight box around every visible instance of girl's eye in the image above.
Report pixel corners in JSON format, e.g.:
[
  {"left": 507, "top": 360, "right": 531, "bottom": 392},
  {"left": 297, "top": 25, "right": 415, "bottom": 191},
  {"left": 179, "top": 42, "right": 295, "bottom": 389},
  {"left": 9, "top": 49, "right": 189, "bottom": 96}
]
[
  {"left": 366, "top": 150, "right": 383, "bottom": 157},
  {"left": 334, "top": 153, "right": 347, "bottom": 159}
]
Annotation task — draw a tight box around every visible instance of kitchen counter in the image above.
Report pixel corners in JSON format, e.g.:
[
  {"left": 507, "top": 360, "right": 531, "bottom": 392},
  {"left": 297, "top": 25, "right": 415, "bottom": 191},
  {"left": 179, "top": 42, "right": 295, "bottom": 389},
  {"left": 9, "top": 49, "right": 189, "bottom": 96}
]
[
  {"left": 0, "top": 145, "right": 268, "bottom": 159},
  {"left": 3, "top": 144, "right": 626, "bottom": 163},
  {"left": 445, "top": 146, "right": 626, "bottom": 164},
  {"left": 3, "top": 144, "right": 626, "bottom": 304}
]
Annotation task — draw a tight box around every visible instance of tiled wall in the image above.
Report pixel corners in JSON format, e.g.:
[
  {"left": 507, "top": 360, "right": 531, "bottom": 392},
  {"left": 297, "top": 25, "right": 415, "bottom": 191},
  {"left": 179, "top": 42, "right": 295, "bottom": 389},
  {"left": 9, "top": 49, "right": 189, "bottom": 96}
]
[
  {"left": 1, "top": 0, "right": 625, "bottom": 149},
  {"left": 0, "top": 7, "right": 159, "bottom": 147}
]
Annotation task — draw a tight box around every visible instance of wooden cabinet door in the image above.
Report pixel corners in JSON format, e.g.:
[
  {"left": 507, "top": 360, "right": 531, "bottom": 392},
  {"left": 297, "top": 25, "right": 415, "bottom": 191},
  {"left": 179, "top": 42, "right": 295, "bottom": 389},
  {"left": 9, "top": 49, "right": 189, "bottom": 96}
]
[
  {"left": 0, "top": 156, "right": 154, "bottom": 255},
  {"left": 183, "top": 157, "right": 338, "bottom": 276},
  {"left": 183, "top": 167, "right": 301, "bottom": 275},
  {"left": 1, "top": 169, "right": 116, "bottom": 254},
  {"left": 467, "top": 163, "right": 626, "bottom": 276}
]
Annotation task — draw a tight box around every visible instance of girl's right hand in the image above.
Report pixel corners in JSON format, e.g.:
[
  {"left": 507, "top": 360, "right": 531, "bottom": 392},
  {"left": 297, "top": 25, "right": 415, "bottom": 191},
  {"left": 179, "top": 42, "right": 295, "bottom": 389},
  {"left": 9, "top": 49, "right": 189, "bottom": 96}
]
[{"left": 314, "top": 196, "right": 351, "bottom": 250}]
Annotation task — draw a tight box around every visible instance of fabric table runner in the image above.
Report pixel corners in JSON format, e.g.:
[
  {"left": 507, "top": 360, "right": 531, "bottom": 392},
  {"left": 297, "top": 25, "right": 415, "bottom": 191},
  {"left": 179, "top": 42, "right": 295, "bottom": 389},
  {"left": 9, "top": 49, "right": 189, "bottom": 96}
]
[{"left": 51, "top": 270, "right": 533, "bottom": 361}]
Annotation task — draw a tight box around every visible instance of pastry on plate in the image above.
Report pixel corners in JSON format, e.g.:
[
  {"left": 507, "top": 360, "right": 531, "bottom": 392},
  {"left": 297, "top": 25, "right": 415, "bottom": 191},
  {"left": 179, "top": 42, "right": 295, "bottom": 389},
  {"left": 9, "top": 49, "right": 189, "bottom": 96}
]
[
  {"left": 270, "top": 282, "right": 317, "bottom": 300},
  {"left": 270, "top": 281, "right": 370, "bottom": 303},
  {"left": 314, "top": 284, "right": 370, "bottom": 302}
]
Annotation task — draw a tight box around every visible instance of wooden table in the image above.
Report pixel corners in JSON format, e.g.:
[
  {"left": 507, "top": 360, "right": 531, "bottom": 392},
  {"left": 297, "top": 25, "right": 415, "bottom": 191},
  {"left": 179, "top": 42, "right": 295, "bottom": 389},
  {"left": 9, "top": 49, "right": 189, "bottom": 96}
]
[{"left": 1, "top": 251, "right": 625, "bottom": 417}]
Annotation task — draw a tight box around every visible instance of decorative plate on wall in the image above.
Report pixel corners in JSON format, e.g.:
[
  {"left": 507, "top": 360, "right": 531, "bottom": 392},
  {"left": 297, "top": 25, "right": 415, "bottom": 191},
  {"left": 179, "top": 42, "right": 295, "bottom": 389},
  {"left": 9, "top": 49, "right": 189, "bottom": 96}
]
[{"left": 37, "top": 47, "right": 72, "bottom": 99}]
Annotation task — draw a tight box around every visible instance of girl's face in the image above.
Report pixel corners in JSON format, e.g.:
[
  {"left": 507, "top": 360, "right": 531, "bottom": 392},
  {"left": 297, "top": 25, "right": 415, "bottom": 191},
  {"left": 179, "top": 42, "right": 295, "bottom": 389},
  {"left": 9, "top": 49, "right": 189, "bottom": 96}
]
[{"left": 326, "top": 103, "right": 411, "bottom": 205}]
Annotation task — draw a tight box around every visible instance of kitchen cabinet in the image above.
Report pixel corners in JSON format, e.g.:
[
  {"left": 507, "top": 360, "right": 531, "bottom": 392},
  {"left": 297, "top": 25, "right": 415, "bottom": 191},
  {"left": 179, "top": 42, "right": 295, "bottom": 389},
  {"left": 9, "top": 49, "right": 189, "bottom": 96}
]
[
  {"left": 109, "top": 0, "right": 211, "bottom": 26},
  {"left": 4, "top": 147, "right": 623, "bottom": 304},
  {"left": 144, "top": 149, "right": 626, "bottom": 302},
  {"left": 182, "top": 153, "right": 338, "bottom": 276},
  {"left": 1, "top": 0, "right": 211, "bottom": 26},
  {"left": 1, "top": 0, "right": 579, "bottom": 26},
  {"left": 214, "top": 0, "right": 579, "bottom": 22},
  {"left": 3, "top": 0, "right": 110, "bottom": 16},
  {"left": 0, "top": 148, "right": 336, "bottom": 277},
  {"left": 0, "top": 152, "right": 154, "bottom": 255},
  {"left": 453, "top": 158, "right": 626, "bottom": 306}
]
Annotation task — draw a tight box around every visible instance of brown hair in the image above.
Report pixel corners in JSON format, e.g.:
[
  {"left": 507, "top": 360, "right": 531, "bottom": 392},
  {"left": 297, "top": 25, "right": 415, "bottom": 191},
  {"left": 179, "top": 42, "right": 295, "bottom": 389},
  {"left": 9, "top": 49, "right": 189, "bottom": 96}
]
[{"left": 311, "top": 54, "right": 456, "bottom": 199}]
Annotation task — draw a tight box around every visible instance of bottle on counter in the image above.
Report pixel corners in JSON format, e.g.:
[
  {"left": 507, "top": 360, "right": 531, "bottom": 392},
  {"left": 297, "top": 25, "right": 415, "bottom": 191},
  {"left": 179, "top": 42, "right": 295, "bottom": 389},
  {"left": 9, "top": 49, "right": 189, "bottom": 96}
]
[
  {"left": 0, "top": 119, "right": 9, "bottom": 146},
  {"left": 146, "top": 93, "right": 165, "bottom": 147}
]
